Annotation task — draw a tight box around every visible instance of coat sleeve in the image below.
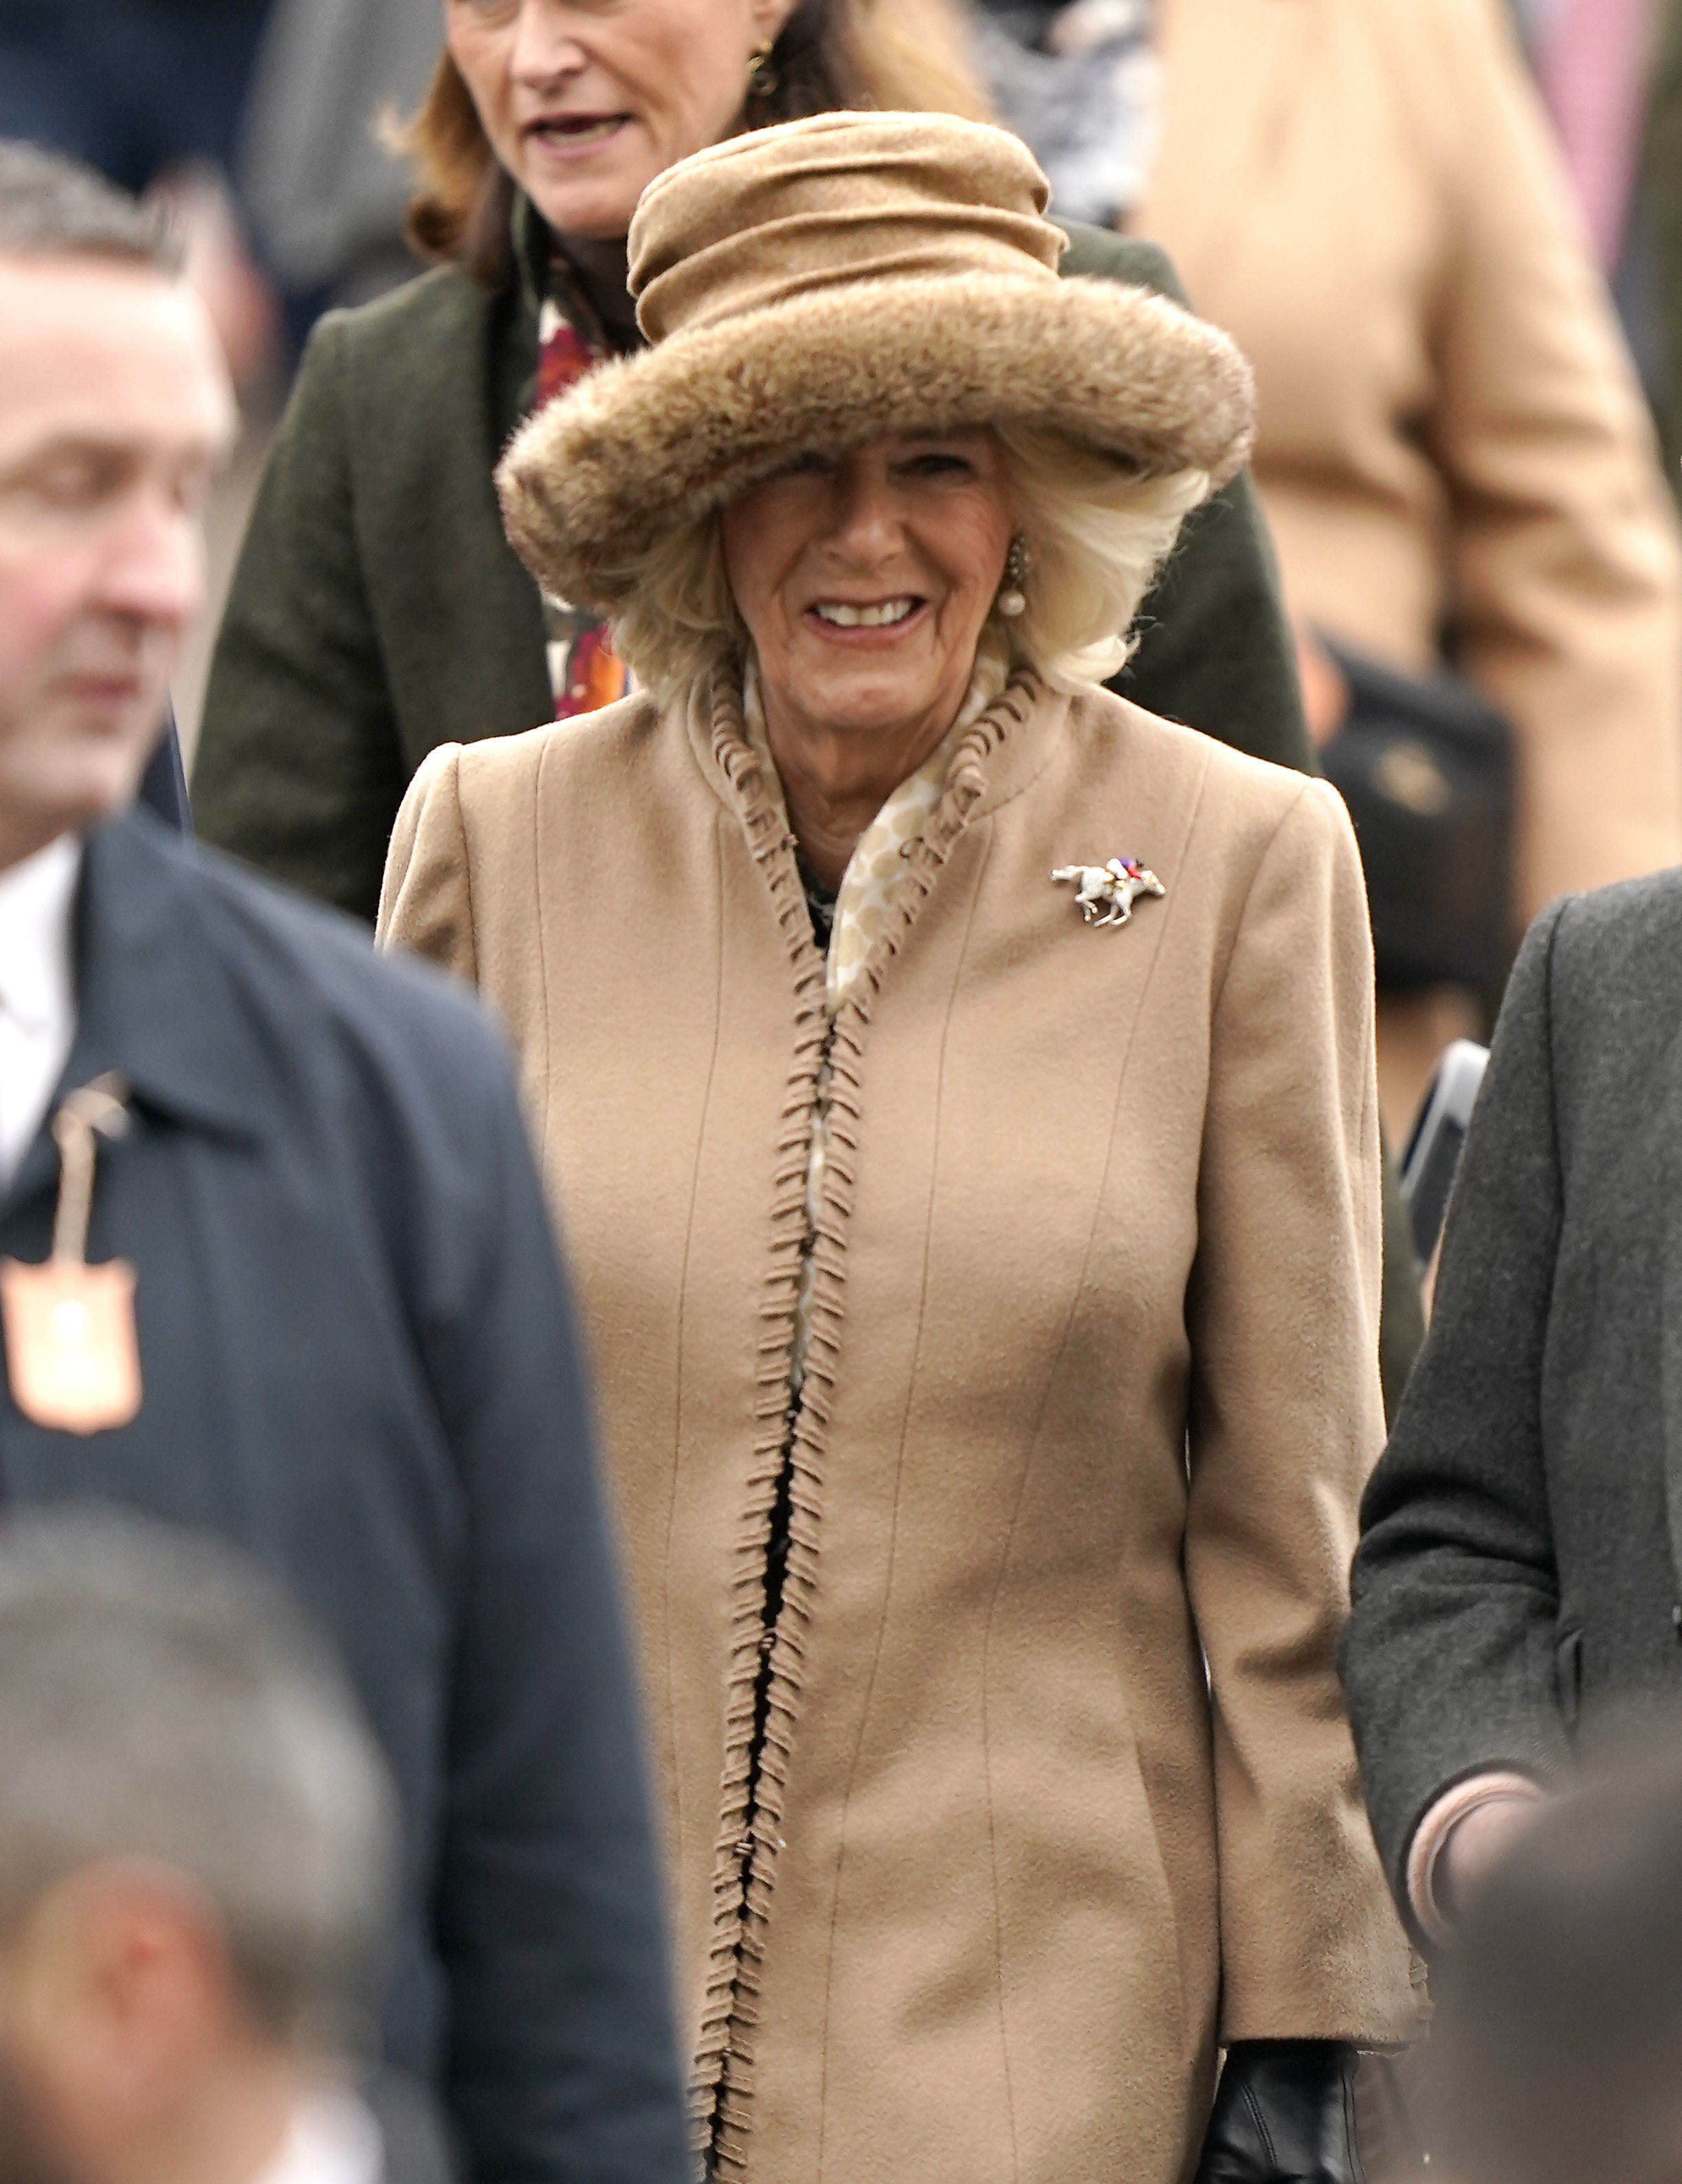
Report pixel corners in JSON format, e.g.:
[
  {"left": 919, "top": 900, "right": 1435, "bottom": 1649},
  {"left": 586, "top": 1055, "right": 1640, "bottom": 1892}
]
[
  {"left": 406, "top": 1018, "right": 691, "bottom": 2184},
  {"left": 1421, "top": 0, "right": 1682, "bottom": 916},
  {"left": 192, "top": 312, "right": 410, "bottom": 924},
  {"left": 1184, "top": 777, "right": 1413, "bottom": 2043},
  {"left": 377, "top": 745, "right": 479, "bottom": 986},
  {"left": 1340, "top": 900, "right": 1575, "bottom": 1945}
]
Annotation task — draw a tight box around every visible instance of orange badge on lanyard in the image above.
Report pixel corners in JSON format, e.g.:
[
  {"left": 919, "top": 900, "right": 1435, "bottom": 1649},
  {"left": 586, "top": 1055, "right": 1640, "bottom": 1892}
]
[{"left": 1, "top": 1074, "right": 141, "bottom": 1433}]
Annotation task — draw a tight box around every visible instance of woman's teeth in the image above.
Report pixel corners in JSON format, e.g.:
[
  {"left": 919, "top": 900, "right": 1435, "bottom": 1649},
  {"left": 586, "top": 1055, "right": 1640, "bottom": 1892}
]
[{"left": 812, "top": 598, "right": 917, "bottom": 628}]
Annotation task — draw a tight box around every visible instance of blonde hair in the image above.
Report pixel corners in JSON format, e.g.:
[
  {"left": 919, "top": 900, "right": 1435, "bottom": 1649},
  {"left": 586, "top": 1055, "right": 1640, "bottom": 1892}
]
[{"left": 606, "top": 426, "right": 1210, "bottom": 705}]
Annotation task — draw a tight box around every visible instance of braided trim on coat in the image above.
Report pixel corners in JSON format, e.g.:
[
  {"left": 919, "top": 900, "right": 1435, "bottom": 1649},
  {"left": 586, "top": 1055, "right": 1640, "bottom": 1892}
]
[
  {"left": 688, "top": 679, "right": 830, "bottom": 2161},
  {"left": 698, "top": 666, "right": 1039, "bottom": 2175}
]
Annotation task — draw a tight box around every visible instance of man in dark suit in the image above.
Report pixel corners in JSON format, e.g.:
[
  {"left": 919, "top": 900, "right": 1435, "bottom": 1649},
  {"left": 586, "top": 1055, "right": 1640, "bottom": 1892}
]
[
  {"left": 1340, "top": 864, "right": 1682, "bottom": 1946},
  {"left": 0, "top": 141, "right": 688, "bottom": 2184}
]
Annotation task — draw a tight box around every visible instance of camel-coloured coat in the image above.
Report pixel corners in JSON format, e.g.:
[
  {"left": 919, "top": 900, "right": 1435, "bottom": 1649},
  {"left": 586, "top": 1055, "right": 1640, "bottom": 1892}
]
[
  {"left": 379, "top": 674, "right": 1414, "bottom": 2184},
  {"left": 1138, "top": 0, "right": 1682, "bottom": 923}
]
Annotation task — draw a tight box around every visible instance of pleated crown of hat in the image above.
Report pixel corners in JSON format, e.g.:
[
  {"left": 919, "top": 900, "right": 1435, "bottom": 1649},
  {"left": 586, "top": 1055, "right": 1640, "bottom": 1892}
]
[{"left": 497, "top": 111, "right": 1255, "bottom": 614}]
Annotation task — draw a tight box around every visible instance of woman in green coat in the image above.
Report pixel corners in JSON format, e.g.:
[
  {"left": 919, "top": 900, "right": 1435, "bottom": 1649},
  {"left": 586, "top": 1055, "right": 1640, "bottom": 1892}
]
[{"left": 190, "top": 0, "right": 1421, "bottom": 1407}]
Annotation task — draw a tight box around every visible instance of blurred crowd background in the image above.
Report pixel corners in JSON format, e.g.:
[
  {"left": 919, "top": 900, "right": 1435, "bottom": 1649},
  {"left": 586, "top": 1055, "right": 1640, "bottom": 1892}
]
[{"left": 8, "top": 0, "right": 1682, "bottom": 1136}]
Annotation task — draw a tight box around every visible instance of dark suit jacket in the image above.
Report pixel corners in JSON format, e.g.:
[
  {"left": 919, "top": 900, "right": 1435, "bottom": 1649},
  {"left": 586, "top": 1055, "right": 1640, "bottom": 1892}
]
[
  {"left": 0, "top": 810, "right": 690, "bottom": 2184},
  {"left": 1341, "top": 872, "right": 1682, "bottom": 1941},
  {"left": 139, "top": 717, "right": 190, "bottom": 832}
]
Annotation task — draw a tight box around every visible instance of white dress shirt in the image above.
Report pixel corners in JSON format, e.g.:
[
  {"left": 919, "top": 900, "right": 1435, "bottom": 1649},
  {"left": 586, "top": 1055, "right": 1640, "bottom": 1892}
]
[
  {"left": 0, "top": 832, "right": 80, "bottom": 1190},
  {"left": 255, "top": 2091, "right": 385, "bottom": 2184}
]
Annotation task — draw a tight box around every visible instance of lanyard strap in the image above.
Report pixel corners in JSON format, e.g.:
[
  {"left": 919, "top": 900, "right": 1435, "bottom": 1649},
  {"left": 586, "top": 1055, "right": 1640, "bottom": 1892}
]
[{"left": 48, "top": 1074, "right": 128, "bottom": 1264}]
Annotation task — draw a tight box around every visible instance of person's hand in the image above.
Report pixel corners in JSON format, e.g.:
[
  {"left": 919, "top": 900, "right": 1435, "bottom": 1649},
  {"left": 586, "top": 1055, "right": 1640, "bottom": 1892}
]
[
  {"left": 1193, "top": 2040, "right": 1364, "bottom": 2183},
  {"left": 1292, "top": 624, "right": 1351, "bottom": 749},
  {"left": 1437, "top": 1793, "right": 1539, "bottom": 1922}
]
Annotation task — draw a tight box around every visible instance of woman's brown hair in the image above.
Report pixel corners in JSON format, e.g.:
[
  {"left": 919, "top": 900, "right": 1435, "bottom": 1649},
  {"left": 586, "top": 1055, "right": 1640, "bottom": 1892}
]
[{"left": 399, "top": 0, "right": 993, "bottom": 286}]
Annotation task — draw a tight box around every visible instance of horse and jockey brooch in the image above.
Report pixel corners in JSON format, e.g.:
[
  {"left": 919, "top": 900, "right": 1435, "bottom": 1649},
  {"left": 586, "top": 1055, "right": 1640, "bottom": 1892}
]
[{"left": 1052, "top": 858, "right": 1165, "bottom": 929}]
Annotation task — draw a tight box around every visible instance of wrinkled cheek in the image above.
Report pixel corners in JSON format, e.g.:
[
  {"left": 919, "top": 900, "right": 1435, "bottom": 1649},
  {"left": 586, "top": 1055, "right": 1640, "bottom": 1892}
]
[
  {"left": 930, "top": 588, "right": 987, "bottom": 658},
  {"left": 966, "top": 573, "right": 1004, "bottom": 632}
]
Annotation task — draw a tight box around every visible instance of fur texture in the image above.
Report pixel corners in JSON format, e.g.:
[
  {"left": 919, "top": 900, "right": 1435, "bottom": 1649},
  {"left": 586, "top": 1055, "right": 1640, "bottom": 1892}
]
[{"left": 496, "top": 271, "right": 1255, "bottom": 613}]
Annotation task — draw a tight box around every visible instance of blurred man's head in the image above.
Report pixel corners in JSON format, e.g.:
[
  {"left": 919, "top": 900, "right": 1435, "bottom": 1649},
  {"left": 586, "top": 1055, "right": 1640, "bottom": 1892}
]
[
  {"left": 0, "top": 145, "right": 234, "bottom": 872},
  {"left": 1428, "top": 1735, "right": 1682, "bottom": 2184},
  {"left": 0, "top": 1511, "right": 395, "bottom": 2184}
]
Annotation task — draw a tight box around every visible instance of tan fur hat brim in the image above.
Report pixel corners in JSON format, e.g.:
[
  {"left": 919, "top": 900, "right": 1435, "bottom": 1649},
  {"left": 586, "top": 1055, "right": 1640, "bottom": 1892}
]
[{"left": 496, "top": 272, "right": 1255, "bottom": 614}]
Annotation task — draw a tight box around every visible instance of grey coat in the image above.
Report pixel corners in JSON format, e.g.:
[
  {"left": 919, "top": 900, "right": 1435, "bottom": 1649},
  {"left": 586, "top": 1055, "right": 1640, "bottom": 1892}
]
[{"left": 1341, "top": 871, "right": 1682, "bottom": 1939}]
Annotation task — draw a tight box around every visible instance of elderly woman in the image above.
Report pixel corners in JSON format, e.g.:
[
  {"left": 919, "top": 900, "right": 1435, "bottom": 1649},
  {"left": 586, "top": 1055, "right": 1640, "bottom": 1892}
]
[
  {"left": 188, "top": 0, "right": 1310, "bottom": 934},
  {"left": 381, "top": 113, "right": 1412, "bottom": 2184}
]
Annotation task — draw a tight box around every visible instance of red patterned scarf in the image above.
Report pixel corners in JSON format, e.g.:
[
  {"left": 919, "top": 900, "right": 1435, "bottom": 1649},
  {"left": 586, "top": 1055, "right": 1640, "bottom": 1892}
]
[{"left": 533, "top": 253, "right": 632, "bottom": 717}]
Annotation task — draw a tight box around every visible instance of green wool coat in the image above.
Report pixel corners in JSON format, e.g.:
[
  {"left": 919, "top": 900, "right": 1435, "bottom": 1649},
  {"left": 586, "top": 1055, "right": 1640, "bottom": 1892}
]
[{"left": 191, "top": 214, "right": 1424, "bottom": 1409}]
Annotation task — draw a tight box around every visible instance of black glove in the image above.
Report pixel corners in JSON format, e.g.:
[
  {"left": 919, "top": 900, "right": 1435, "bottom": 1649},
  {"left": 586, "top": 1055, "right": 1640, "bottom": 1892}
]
[{"left": 1192, "top": 2041, "right": 1364, "bottom": 2184}]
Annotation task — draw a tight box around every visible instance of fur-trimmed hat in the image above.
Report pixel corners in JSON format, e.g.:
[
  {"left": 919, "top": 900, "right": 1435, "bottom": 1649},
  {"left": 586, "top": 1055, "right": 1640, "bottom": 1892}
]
[{"left": 496, "top": 111, "right": 1255, "bottom": 614}]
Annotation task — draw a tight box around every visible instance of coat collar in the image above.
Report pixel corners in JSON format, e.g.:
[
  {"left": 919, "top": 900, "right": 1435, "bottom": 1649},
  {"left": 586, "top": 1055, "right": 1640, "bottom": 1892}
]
[
  {"left": 5, "top": 810, "right": 273, "bottom": 1213},
  {"left": 686, "top": 663, "right": 1067, "bottom": 841},
  {"left": 512, "top": 188, "right": 549, "bottom": 331}
]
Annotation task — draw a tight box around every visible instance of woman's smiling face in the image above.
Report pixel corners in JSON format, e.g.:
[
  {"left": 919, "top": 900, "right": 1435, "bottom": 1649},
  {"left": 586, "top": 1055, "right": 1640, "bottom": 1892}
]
[
  {"left": 720, "top": 431, "right": 1014, "bottom": 763},
  {"left": 445, "top": 0, "right": 788, "bottom": 243}
]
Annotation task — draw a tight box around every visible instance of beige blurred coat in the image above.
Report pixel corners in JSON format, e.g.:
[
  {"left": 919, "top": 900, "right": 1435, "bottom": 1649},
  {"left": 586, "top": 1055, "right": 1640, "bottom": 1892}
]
[
  {"left": 380, "top": 674, "right": 1412, "bottom": 2184},
  {"left": 1138, "top": 0, "right": 1682, "bottom": 924}
]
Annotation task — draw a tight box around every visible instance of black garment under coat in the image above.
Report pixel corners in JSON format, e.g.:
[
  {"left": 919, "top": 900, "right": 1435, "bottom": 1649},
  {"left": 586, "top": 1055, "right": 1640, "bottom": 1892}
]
[
  {"left": 1341, "top": 871, "right": 1682, "bottom": 1944},
  {"left": 0, "top": 809, "right": 690, "bottom": 2184}
]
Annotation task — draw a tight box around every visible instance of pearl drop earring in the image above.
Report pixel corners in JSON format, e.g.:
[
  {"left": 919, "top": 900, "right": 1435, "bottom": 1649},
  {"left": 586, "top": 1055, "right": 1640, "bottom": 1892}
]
[{"left": 997, "top": 536, "right": 1030, "bottom": 618}]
